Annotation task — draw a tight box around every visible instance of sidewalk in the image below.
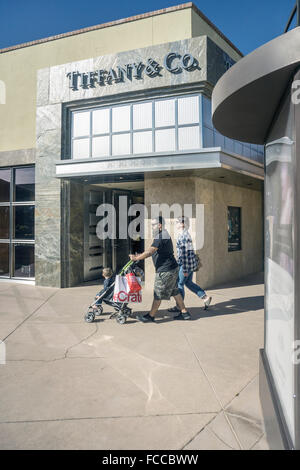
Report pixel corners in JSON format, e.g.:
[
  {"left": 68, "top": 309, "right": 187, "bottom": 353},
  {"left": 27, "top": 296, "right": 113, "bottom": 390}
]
[{"left": 0, "top": 272, "right": 269, "bottom": 450}]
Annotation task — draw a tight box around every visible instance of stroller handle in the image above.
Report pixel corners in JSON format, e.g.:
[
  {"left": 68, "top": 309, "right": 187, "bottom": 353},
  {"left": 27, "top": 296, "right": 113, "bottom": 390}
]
[{"left": 118, "top": 259, "right": 135, "bottom": 275}]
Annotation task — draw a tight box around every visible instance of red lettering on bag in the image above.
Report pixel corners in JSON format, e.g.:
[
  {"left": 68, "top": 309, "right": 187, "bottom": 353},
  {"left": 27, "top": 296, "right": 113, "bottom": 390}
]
[{"left": 113, "top": 291, "right": 142, "bottom": 303}]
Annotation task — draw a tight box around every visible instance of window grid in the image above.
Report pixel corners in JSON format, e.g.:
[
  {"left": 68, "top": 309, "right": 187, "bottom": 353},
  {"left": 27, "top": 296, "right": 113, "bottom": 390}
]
[
  {"left": 0, "top": 166, "right": 35, "bottom": 280},
  {"left": 71, "top": 94, "right": 264, "bottom": 163},
  {"left": 71, "top": 95, "right": 202, "bottom": 159}
]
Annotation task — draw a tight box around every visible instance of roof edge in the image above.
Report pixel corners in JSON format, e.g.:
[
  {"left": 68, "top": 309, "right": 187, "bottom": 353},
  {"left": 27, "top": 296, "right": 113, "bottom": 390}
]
[
  {"left": 190, "top": 3, "right": 243, "bottom": 58},
  {"left": 0, "top": 2, "right": 243, "bottom": 58}
]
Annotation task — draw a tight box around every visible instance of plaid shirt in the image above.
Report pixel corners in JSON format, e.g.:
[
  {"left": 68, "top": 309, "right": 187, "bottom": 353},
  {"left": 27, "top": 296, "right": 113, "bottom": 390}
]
[{"left": 176, "top": 229, "right": 197, "bottom": 273}]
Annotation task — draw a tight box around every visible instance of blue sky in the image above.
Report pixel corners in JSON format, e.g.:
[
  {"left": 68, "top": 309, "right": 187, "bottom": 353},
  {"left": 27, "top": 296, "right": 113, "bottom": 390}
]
[{"left": 0, "top": 0, "right": 297, "bottom": 55}]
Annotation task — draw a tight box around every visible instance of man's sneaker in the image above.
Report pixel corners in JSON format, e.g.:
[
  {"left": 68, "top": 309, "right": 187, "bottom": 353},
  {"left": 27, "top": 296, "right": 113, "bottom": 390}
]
[
  {"left": 203, "top": 296, "right": 212, "bottom": 310},
  {"left": 174, "top": 311, "right": 191, "bottom": 320},
  {"left": 137, "top": 313, "right": 156, "bottom": 323},
  {"left": 168, "top": 306, "right": 180, "bottom": 313}
]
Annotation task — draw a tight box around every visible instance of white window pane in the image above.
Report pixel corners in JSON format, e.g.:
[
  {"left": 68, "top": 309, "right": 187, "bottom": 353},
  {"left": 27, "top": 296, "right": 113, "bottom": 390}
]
[
  {"left": 112, "top": 106, "right": 131, "bottom": 132},
  {"left": 202, "top": 96, "right": 213, "bottom": 128},
  {"left": 155, "top": 99, "right": 175, "bottom": 127},
  {"left": 178, "top": 126, "right": 200, "bottom": 150},
  {"left": 203, "top": 127, "right": 214, "bottom": 147},
  {"left": 178, "top": 96, "right": 199, "bottom": 125},
  {"left": 92, "top": 136, "right": 110, "bottom": 157},
  {"left": 133, "top": 102, "right": 152, "bottom": 130},
  {"left": 112, "top": 133, "right": 131, "bottom": 156},
  {"left": 73, "top": 139, "right": 90, "bottom": 159},
  {"left": 92, "top": 109, "right": 110, "bottom": 135},
  {"left": 133, "top": 131, "right": 152, "bottom": 154},
  {"left": 73, "top": 112, "right": 90, "bottom": 137},
  {"left": 155, "top": 129, "right": 176, "bottom": 152}
]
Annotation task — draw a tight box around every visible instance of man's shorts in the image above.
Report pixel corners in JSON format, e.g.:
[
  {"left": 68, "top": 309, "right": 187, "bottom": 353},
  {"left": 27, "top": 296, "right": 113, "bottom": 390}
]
[{"left": 154, "top": 267, "right": 180, "bottom": 300}]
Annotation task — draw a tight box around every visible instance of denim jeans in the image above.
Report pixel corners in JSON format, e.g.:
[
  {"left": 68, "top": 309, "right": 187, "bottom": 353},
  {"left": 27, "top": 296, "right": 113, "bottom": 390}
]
[{"left": 178, "top": 265, "right": 206, "bottom": 300}]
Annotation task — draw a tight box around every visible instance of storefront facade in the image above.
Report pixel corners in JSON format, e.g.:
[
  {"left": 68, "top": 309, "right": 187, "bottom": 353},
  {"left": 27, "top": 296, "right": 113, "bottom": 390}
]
[{"left": 0, "top": 3, "right": 264, "bottom": 288}]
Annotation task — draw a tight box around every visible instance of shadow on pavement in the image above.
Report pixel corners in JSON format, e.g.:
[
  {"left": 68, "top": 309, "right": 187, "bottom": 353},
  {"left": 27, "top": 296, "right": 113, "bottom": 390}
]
[{"left": 103, "top": 294, "right": 264, "bottom": 324}]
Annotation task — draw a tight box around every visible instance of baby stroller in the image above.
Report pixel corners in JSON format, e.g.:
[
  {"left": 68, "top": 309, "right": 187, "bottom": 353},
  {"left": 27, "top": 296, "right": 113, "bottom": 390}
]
[{"left": 84, "top": 260, "right": 144, "bottom": 325}]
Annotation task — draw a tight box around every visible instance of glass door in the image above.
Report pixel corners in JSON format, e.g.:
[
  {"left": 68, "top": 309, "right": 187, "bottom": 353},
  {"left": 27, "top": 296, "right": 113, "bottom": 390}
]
[{"left": 112, "top": 190, "right": 132, "bottom": 273}]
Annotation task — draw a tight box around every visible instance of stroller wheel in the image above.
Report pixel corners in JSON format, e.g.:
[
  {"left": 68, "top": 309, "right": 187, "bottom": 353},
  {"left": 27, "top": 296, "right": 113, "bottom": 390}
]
[
  {"left": 95, "top": 305, "right": 103, "bottom": 316},
  {"left": 85, "top": 311, "right": 95, "bottom": 323},
  {"left": 116, "top": 314, "right": 126, "bottom": 325},
  {"left": 123, "top": 307, "right": 132, "bottom": 316}
]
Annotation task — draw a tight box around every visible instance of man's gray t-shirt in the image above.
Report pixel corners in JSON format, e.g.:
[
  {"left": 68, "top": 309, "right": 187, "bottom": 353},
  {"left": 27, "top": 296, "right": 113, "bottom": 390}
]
[{"left": 151, "top": 229, "right": 178, "bottom": 273}]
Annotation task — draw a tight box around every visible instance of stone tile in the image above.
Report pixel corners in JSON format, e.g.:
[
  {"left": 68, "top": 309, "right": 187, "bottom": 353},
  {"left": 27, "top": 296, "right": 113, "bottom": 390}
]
[
  {"left": 226, "top": 376, "right": 264, "bottom": 425},
  {"left": 36, "top": 104, "right": 61, "bottom": 139},
  {"left": 68, "top": 324, "right": 221, "bottom": 415},
  {"left": 184, "top": 412, "right": 240, "bottom": 450},
  {"left": 0, "top": 289, "right": 55, "bottom": 321},
  {"left": 0, "top": 283, "right": 57, "bottom": 302},
  {"left": 225, "top": 412, "right": 264, "bottom": 450},
  {"left": 196, "top": 292, "right": 264, "bottom": 314},
  {"left": 182, "top": 311, "right": 264, "bottom": 407},
  {"left": 36, "top": 128, "right": 62, "bottom": 159},
  {"left": 0, "top": 358, "right": 218, "bottom": 423},
  {"left": 0, "top": 413, "right": 214, "bottom": 450},
  {"left": 209, "top": 275, "right": 264, "bottom": 299},
  {"left": 251, "top": 435, "right": 270, "bottom": 450},
  {"left": 0, "top": 322, "right": 23, "bottom": 341},
  {"left": 0, "top": 282, "right": 14, "bottom": 293},
  {"left": 0, "top": 358, "right": 142, "bottom": 422},
  {"left": 0, "top": 273, "right": 265, "bottom": 449},
  {"left": 4, "top": 322, "right": 98, "bottom": 361},
  {"left": 225, "top": 376, "right": 266, "bottom": 450},
  {"left": 29, "top": 285, "right": 101, "bottom": 323}
]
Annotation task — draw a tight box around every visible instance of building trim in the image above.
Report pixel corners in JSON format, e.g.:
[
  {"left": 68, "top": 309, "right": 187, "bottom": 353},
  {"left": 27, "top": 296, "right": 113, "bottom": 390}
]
[
  {"left": 0, "top": 3, "right": 243, "bottom": 58},
  {"left": 0, "top": 148, "right": 36, "bottom": 167},
  {"left": 55, "top": 148, "right": 263, "bottom": 179}
]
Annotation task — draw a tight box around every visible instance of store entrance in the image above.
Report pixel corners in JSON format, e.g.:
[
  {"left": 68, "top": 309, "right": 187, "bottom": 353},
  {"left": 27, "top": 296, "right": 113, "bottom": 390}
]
[{"left": 83, "top": 184, "right": 144, "bottom": 281}]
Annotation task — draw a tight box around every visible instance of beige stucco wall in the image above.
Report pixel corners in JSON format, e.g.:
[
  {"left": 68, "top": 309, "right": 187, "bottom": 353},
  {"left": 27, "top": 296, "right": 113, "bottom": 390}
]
[
  {"left": 0, "top": 6, "right": 241, "bottom": 154},
  {"left": 191, "top": 9, "right": 242, "bottom": 63},
  {"left": 144, "top": 175, "right": 263, "bottom": 291},
  {"left": 0, "top": 10, "right": 191, "bottom": 153}
]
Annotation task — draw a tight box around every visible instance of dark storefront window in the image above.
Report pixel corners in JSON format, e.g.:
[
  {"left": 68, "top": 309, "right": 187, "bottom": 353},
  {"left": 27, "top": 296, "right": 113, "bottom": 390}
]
[
  {"left": 0, "top": 206, "right": 9, "bottom": 239},
  {"left": 14, "top": 167, "right": 35, "bottom": 202},
  {"left": 14, "top": 206, "right": 35, "bottom": 240},
  {"left": 0, "top": 169, "right": 10, "bottom": 202},
  {"left": 14, "top": 244, "right": 35, "bottom": 278},
  {"left": 0, "top": 243, "right": 9, "bottom": 277},
  {"left": 228, "top": 206, "right": 242, "bottom": 252},
  {"left": 0, "top": 166, "right": 35, "bottom": 279}
]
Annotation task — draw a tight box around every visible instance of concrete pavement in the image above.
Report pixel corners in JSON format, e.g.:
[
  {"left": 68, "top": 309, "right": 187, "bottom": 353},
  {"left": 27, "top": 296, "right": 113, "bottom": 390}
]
[{"left": 0, "top": 272, "right": 269, "bottom": 450}]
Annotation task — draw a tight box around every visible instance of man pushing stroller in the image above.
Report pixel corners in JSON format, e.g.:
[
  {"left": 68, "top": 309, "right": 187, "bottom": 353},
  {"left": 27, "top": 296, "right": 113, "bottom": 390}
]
[{"left": 129, "top": 216, "right": 192, "bottom": 322}]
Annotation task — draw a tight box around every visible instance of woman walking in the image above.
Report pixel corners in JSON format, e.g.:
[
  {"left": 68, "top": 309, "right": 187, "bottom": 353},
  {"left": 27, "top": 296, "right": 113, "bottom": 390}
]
[{"left": 168, "top": 216, "right": 212, "bottom": 316}]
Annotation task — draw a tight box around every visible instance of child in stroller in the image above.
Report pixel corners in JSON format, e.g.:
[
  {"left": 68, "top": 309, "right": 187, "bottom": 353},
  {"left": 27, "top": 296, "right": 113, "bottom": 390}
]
[{"left": 84, "top": 261, "right": 143, "bottom": 324}]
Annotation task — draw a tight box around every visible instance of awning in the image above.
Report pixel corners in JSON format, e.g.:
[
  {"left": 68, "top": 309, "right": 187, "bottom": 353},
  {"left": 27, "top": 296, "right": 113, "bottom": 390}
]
[{"left": 212, "top": 27, "right": 300, "bottom": 144}]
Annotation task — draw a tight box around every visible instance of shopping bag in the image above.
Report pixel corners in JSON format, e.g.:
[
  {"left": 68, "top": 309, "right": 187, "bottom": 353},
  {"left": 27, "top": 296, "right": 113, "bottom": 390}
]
[
  {"left": 113, "top": 275, "right": 142, "bottom": 303},
  {"left": 126, "top": 272, "right": 142, "bottom": 293}
]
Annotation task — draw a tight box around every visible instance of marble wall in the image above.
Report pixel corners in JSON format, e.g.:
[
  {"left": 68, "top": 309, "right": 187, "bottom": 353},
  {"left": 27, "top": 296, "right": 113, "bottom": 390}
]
[
  {"left": 35, "top": 103, "right": 62, "bottom": 286},
  {"left": 144, "top": 175, "right": 263, "bottom": 291}
]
